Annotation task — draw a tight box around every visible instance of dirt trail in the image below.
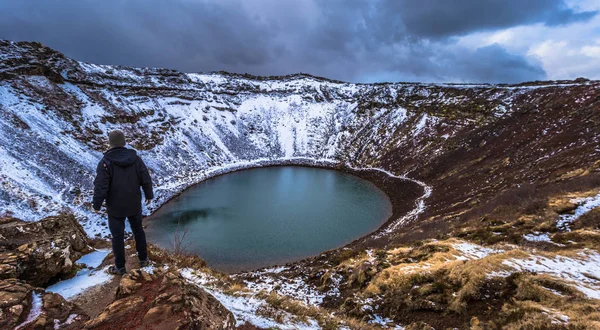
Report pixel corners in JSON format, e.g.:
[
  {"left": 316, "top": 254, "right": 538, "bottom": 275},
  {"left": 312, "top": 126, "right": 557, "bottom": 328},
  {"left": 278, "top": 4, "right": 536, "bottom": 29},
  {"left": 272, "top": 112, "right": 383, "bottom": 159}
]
[{"left": 69, "top": 245, "right": 144, "bottom": 318}]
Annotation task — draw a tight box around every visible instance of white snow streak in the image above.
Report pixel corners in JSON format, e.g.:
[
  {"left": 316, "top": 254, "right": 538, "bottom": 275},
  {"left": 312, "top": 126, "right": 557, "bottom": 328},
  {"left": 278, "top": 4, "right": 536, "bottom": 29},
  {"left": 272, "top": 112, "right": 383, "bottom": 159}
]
[
  {"left": 557, "top": 191, "right": 600, "bottom": 231},
  {"left": 46, "top": 249, "right": 111, "bottom": 299},
  {"left": 493, "top": 250, "right": 600, "bottom": 299},
  {"left": 14, "top": 292, "right": 43, "bottom": 330},
  {"left": 452, "top": 242, "right": 502, "bottom": 260},
  {"left": 523, "top": 232, "right": 553, "bottom": 242}
]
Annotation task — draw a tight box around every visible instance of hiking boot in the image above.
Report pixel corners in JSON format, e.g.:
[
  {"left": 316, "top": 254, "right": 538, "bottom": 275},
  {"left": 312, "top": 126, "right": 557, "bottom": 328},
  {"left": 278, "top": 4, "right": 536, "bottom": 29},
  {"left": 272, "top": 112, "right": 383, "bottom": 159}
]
[
  {"left": 108, "top": 265, "right": 126, "bottom": 275},
  {"left": 139, "top": 258, "right": 151, "bottom": 268}
]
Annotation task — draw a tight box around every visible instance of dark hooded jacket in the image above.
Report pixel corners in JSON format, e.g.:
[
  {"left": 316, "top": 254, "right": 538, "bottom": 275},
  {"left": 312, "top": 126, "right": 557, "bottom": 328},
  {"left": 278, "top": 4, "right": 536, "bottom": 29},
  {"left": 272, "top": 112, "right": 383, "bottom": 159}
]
[{"left": 93, "top": 147, "right": 153, "bottom": 217}]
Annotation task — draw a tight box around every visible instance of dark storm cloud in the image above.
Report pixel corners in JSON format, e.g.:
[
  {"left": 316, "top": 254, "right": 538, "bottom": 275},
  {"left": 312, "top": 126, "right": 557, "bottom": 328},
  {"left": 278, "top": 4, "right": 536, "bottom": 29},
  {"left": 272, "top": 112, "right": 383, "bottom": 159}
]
[
  {"left": 0, "top": 0, "right": 595, "bottom": 83},
  {"left": 396, "top": 0, "right": 598, "bottom": 38}
]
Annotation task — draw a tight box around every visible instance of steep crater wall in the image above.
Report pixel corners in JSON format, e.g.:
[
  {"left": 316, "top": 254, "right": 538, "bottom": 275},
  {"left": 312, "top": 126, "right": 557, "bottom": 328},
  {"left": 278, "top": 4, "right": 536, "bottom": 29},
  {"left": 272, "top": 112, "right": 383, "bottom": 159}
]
[{"left": 1, "top": 40, "right": 599, "bottom": 243}]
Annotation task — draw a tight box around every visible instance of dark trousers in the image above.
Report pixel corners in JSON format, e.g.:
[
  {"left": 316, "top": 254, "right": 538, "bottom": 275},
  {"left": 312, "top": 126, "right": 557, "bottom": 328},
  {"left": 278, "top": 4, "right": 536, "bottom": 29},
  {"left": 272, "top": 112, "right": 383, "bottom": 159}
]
[{"left": 108, "top": 213, "right": 148, "bottom": 269}]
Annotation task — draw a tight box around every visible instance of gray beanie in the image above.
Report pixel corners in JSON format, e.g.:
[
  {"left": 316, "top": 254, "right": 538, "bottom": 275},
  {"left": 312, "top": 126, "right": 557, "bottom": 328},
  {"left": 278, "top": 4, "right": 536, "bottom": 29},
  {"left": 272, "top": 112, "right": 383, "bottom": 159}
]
[{"left": 108, "top": 130, "right": 126, "bottom": 148}]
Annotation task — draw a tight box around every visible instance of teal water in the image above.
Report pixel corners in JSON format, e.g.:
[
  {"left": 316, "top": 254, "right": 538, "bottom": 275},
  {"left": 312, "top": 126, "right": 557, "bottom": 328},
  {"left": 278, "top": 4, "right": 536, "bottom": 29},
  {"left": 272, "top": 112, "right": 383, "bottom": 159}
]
[{"left": 145, "top": 166, "right": 392, "bottom": 272}]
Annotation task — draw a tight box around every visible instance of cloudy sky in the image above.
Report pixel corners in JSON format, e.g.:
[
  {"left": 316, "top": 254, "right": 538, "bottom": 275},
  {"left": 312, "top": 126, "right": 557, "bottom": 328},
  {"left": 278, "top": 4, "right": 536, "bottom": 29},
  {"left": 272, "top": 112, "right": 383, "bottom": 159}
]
[{"left": 0, "top": 0, "right": 599, "bottom": 83}]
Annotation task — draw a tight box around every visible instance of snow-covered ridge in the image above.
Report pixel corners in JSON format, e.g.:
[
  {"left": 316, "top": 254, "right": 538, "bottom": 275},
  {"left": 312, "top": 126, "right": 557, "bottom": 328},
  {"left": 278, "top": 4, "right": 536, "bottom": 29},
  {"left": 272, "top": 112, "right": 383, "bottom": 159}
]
[{"left": 0, "top": 40, "right": 596, "bottom": 237}]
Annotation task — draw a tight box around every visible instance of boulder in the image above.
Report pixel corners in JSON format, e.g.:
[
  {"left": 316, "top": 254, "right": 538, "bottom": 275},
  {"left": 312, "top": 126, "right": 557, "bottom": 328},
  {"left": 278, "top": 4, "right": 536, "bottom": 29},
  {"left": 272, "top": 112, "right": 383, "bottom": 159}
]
[
  {"left": 85, "top": 268, "right": 236, "bottom": 329},
  {"left": 548, "top": 198, "right": 578, "bottom": 214},
  {"left": 0, "top": 214, "right": 90, "bottom": 287},
  {"left": 0, "top": 278, "right": 89, "bottom": 329}
]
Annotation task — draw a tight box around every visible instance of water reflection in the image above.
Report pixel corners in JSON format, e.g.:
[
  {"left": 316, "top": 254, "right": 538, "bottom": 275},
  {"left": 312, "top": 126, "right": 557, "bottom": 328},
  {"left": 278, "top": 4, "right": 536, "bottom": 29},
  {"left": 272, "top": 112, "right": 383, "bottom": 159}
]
[{"left": 145, "top": 166, "right": 392, "bottom": 272}]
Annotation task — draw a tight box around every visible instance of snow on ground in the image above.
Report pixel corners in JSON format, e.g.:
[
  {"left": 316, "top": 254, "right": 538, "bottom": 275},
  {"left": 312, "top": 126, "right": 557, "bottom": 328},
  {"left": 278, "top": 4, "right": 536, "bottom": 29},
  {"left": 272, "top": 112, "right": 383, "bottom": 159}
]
[
  {"left": 241, "top": 267, "right": 327, "bottom": 306},
  {"left": 77, "top": 249, "right": 111, "bottom": 268},
  {"left": 343, "top": 166, "right": 432, "bottom": 237},
  {"left": 46, "top": 249, "right": 111, "bottom": 299},
  {"left": 14, "top": 292, "right": 43, "bottom": 330},
  {"left": 557, "top": 191, "right": 600, "bottom": 230},
  {"left": 52, "top": 313, "right": 81, "bottom": 329},
  {"left": 446, "top": 240, "right": 600, "bottom": 300},
  {"left": 369, "top": 314, "right": 405, "bottom": 329},
  {"left": 181, "top": 269, "right": 321, "bottom": 329},
  {"left": 140, "top": 264, "right": 158, "bottom": 274},
  {"left": 449, "top": 240, "right": 600, "bottom": 300},
  {"left": 46, "top": 266, "right": 112, "bottom": 299},
  {"left": 522, "top": 232, "right": 563, "bottom": 245},
  {"left": 357, "top": 297, "right": 407, "bottom": 329},
  {"left": 493, "top": 250, "right": 600, "bottom": 299},
  {"left": 523, "top": 232, "right": 552, "bottom": 242},
  {"left": 365, "top": 249, "right": 376, "bottom": 263},
  {"left": 542, "top": 308, "right": 570, "bottom": 325},
  {"left": 452, "top": 242, "right": 503, "bottom": 260}
]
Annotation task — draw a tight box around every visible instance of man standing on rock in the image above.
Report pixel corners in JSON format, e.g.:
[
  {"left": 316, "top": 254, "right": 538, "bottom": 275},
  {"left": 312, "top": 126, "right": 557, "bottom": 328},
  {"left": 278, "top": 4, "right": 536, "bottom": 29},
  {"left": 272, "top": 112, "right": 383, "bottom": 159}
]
[{"left": 93, "top": 130, "right": 153, "bottom": 275}]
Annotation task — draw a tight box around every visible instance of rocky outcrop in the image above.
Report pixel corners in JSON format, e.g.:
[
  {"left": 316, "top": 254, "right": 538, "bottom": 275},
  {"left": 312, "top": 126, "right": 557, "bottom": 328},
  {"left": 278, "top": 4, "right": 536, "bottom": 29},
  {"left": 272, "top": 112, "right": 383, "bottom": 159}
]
[
  {"left": 0, "top": 214, "right": 236, "bottom": 329},
  {"left": 0, "top": 214, "right": 90, "bottom": 287},
  {"left": 0, "top": 278, "right": 89, "bottom": 329},
  {"left": 85, "top": 268, "right": 235, "bottom": 330}
]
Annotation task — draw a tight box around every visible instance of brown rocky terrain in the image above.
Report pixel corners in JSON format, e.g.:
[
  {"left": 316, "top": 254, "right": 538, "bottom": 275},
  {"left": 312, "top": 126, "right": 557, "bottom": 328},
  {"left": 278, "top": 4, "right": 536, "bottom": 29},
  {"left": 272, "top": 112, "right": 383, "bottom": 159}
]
[
  {"left": 0, "top": 215, "right": 237, "bottom": 329},
  {"left": 0, "top": 215, "right": 89, "bottom": 287},
  {"left": 85, "top": 269, "right": 235, "bottom": 330},
  {"left": 0, "top": 278, "right": 89, "bottom": 329}
]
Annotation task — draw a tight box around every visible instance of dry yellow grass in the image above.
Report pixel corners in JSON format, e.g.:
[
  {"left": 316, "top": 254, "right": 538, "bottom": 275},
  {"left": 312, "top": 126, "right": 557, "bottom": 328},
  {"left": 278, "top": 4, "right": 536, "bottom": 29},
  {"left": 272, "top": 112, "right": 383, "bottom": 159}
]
[
  {"left": 366, "top": 240, "right": 518, "bottom": 294},
  {"left": 554, "top": 229, "right": 600, "bottom": 250},
  {"left": 257, "top": 291, "right": 378, "bottom": 329},
  {"left": 351, "top": 236, "right": 600, "bottom": 328},
  {"left": 223, "top": 283, "right": 251, "bottom": 296}
]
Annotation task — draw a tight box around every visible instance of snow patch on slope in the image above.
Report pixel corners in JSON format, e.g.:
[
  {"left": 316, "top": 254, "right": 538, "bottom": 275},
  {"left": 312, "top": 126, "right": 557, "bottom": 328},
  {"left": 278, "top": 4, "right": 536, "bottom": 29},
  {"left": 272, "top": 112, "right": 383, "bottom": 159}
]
[
  {"left": 453, "top": 242, "right": 502, "bottom": 260},
  {"left": 181, "top": 269, "right": 321, "bottom": 329},
  {"left": 557, "top": 191, "right": 600, "bottom": 231},
  {"left": 491, "top": 250, "right": 600, "bottom": 300}
]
